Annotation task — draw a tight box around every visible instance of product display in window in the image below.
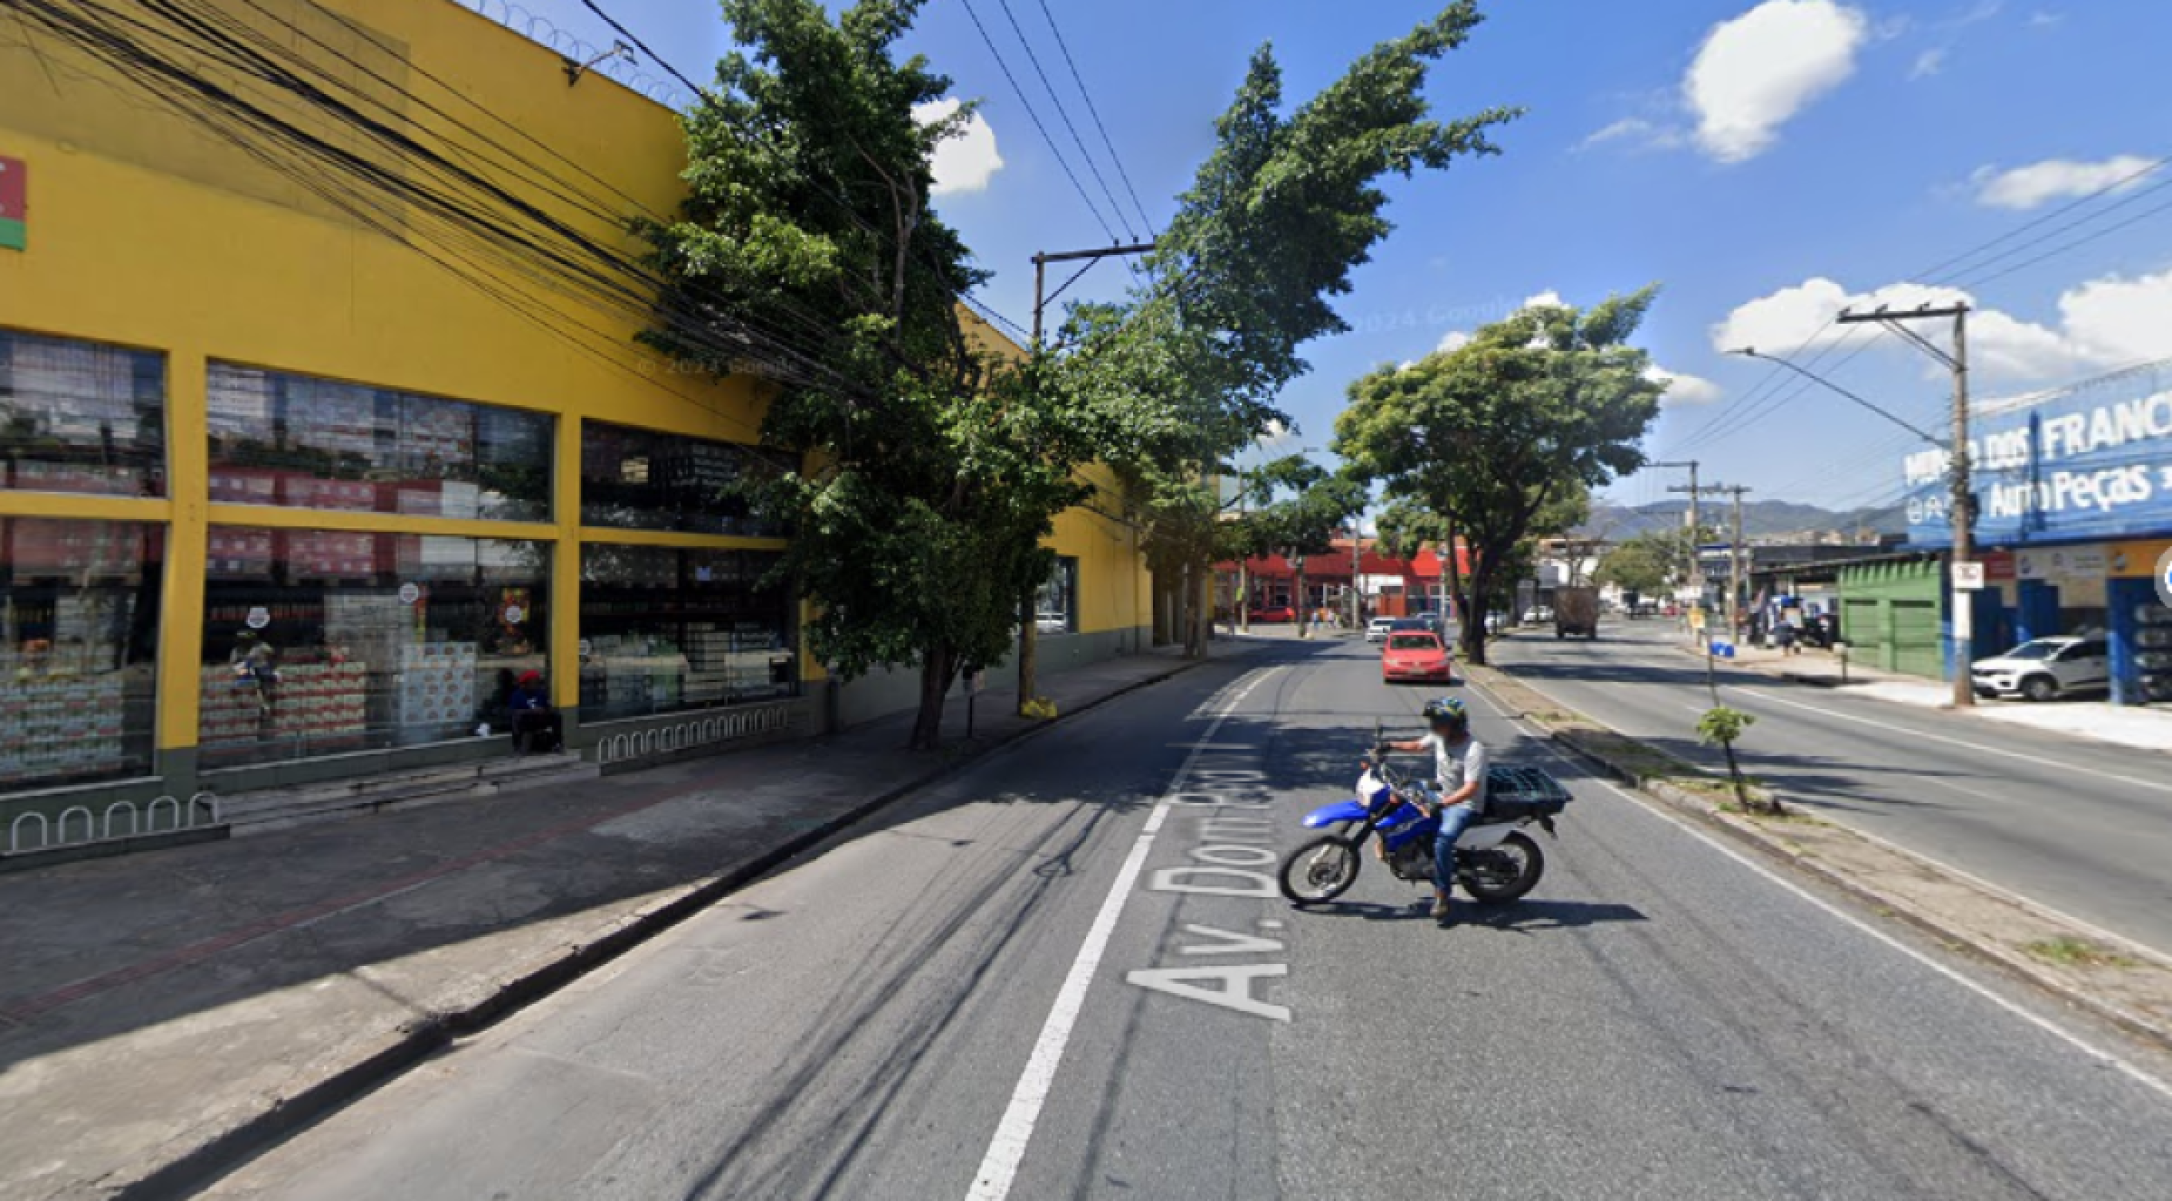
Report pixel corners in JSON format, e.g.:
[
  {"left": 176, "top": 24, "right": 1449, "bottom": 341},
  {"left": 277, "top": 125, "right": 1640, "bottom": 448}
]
[
  {"left": 205, "top": 364, "right": 550, "bottom": 522},
  {"left": 199, "top": 528, "right": 547, "bottom": 767},
  {"left": 578, "top": 546, "right": 796, "bottom": 721},
  {"left": 579, "top": 422, "right": 790, "bottom": 536},
  {"left": 0, "top": 330, "right": 167, "bottom": 498},
  {"left": 1, "top": 517, "right": 162, "bottom": 793}
]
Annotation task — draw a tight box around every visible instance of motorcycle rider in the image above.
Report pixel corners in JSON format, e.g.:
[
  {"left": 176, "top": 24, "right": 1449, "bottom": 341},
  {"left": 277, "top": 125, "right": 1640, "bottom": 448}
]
[{"left": 1381, "top": 697, "right": 1489, "bottom": 922}]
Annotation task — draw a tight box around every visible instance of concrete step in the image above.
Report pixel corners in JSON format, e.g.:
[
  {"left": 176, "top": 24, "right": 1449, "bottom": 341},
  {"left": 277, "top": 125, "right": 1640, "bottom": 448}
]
[{"left": 222, "top": 753, "right": 598, "bottom": 835}]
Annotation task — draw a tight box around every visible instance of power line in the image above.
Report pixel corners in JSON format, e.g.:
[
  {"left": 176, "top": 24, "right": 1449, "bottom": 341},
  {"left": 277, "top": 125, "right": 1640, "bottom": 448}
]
[
  {"left": 572, "top": 0, "right": 1033, "bottom": 336},
  {"left": 992, "top": 0, "right": 1134, "bottom": 240},
  {"left": 1918, "top": 153, "right": 2170, "bottom": 283},
  {"left": 955, "top": 0, "right": 1120, "bottom": 243},
  {"left": 1032, "top": 0, "right": 1155, "bottom": 237}
]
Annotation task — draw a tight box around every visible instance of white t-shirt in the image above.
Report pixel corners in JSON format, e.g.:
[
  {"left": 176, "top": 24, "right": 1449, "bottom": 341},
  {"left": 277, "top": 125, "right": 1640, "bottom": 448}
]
[{"left": 1422, "top": 733, "right": 1489, "bottom": 811}]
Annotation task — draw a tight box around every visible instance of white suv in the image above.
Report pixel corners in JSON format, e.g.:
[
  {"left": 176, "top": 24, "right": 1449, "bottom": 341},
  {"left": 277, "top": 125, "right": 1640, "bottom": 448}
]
[
  {"left": 1365, "top": 616, "right": 1397, "bottom": 642},
  {"left": 1971, "top": 636, "right": 2110, "bottom": 702}
]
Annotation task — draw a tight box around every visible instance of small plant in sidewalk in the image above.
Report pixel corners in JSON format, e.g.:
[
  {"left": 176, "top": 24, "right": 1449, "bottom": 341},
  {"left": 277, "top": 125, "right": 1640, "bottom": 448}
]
[{"left": 1697, "top": 705, "right": 1776, "bottom": 815}]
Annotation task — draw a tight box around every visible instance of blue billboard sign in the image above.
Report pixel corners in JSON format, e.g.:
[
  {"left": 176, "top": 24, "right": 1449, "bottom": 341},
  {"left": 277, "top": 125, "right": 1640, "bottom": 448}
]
[{"left": 1904, "top": 365, "right": 2172, "bottom": 549}]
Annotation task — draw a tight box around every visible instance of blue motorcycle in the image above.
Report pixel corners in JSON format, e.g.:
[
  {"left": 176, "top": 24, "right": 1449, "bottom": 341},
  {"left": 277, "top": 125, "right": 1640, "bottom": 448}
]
[{"left": 1277, "top": 744, "right": 1569, "bottom": 906}]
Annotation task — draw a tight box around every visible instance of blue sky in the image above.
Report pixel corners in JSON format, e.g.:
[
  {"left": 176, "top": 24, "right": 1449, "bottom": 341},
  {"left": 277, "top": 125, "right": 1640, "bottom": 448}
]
[{"left": 505, "top": 0, "right": 2172, "bottom": 514}]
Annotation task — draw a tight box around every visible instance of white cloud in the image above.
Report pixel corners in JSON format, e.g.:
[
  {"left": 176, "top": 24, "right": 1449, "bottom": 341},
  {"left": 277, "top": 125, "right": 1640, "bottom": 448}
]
[
  {"left": 1579, "top": 117, "right": 1654, "bottom": 149},
  {"left": 1436, "top": 329, "right": 1472, "bottom": 353},
  {"left": 1647, "top": 366, "right": 1724, "bottom": 407},
  {"left": 2059, "top": 267, "right": 2172, "bottom": 364},
  {"left": 1972, "top": 155, "right": 2159, "bottom": 210},
  {"left": 1712, "top": 268, "right": 2172, "bottom": 386},
  {"left": 2027, "top": 10, "right": 2063, "bottom": 29},
  {"left": 1908, "top": 47, "right": 1947, "bottom": 79},
  {"left": 1521, "top": 291, "right": 1565, "bottom": 310},
  {"left": 914, "top": 98, "right": 1004, "bottom": 196},
  {"left": 1254, "top": 418, "right": 1300, "bottom": 451},
  {"left": 1685, "top": 0, "right": 1870, "bottom": 163}
]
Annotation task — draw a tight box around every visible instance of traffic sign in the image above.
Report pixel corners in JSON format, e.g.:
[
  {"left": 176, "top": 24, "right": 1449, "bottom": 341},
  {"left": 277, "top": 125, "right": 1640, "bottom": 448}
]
[
  {"left": 1951, "top": 560, "right": 1985, "bottom": 591},
  {"left": 1708, "top": 639, "right": 1735, "bottom": 659}
]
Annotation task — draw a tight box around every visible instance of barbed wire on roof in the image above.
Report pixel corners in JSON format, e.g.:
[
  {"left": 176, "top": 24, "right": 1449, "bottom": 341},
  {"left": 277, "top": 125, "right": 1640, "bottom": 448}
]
[
  {"left": 451, "top": 0, "right": 693, "bottom": 109},
  {"left": 1974, "top": 356, "right": 2172, "bottom": 419}
]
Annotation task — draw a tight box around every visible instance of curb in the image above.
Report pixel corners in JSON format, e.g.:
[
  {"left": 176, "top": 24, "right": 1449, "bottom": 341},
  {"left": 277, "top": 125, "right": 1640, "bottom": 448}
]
[
  {"left": 113, "top": 650, "right": 1244, "bottom": 1201},
  {"left": 1466, "top": 663, "right": 2172, "bottom": 1056}
]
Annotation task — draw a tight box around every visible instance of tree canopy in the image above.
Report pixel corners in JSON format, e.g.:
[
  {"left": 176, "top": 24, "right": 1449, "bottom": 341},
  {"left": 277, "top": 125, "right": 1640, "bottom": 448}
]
[
  {"left": 641, "top": 0, "right": 1098, "bottom": 748},
  {"left": 1054, "top": 3, "right": 1520, "bottom": 654},
  {"left": 1335, "top": 290, "right": 1668, "bottom": 662}
]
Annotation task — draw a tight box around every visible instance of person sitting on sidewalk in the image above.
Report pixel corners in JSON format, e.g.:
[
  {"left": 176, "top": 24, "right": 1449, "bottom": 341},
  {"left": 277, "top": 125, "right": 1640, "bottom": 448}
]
[{"left": 508, "top": 670, "right": 564, "bottom": 754}]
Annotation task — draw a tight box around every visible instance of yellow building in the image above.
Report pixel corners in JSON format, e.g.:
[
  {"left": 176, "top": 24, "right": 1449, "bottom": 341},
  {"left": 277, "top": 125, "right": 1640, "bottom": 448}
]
[{"left": 0, "top": 0, "right": 1151, "bottom": 846}]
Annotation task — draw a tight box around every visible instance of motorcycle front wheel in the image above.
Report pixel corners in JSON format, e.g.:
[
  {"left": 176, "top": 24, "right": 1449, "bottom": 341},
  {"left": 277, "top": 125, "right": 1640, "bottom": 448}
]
[
  {"left": 1278, "top": 836, "right": 1361, "bottom": 905},
  {"left": 1460, "top": 831, "right": 1545, "bottom": 904}
]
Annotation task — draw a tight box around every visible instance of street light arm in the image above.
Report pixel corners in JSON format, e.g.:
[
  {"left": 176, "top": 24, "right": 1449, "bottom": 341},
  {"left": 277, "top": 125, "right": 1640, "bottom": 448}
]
[{"left": 1728, "top": 348, "right": 1949, "bottom": 449}]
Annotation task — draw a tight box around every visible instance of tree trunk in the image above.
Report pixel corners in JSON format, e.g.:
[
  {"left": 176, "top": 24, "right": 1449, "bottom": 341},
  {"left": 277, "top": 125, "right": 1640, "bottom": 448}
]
[
  {"left": 1460, "top": 559, "right": 1492, "bottom": 665},
  {"left": 909, "top": 644, "right": 955, "bottom": 750},
  {"left": 1017, "top": 582, "right": 1039, "bottom": 714}
]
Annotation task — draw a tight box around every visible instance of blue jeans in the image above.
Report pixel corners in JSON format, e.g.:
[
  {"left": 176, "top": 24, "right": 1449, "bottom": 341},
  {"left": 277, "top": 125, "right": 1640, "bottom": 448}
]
[{"left": 1433, "top": 804, "right": 1481, "bottom": 895}]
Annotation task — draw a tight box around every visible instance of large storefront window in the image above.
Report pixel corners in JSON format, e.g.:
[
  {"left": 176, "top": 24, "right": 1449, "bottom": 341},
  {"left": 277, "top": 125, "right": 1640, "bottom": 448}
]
[
  {"left": 580, "top": 422, "right": 790, "bottom": 536},
  {"left": 206, "top": 364, "right": 551, "bottom": 520},
  {"left": 578, "top": 546, "right": 796, "bottom": 720},
  {"left": 1, "top": 518, "right": 162, "bottom": 791},
  {"left": 1, "top": 329, "right": 166, "bottom": 498},
  {"left": 199, "top": 528, "right": 548, "bottom": 768}
]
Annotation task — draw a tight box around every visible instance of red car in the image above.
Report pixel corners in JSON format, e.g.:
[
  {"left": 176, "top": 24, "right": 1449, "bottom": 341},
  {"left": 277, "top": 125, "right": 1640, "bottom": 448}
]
[
  {"left": 1381, "top": 631, "right": 1454, "bottom": 684},
  {"left": 1247, "top": 605, "right": 1296, "bottom": 623}
]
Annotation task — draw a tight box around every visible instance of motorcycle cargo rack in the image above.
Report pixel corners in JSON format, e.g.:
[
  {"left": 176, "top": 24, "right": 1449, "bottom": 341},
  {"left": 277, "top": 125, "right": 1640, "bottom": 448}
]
[{"left": 1485, "top": 764, "right": 1571, "bottom": 820}]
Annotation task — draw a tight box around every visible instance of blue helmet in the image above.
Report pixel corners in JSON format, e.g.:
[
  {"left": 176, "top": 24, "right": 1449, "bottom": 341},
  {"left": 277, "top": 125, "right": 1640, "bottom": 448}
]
[{"left": 1422, "top": 696, "right": 1468, "bottom": 730}]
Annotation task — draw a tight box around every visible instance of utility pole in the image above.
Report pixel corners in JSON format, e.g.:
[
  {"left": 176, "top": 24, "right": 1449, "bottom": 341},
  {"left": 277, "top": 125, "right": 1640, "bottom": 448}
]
[
  {"left": 1653, "top": 458, "right": 1699, "bottom": 615},
  {"left": 1838, "top": 302, "right": 1974, "bottom": 708},
  {"left": 1019, "top": 241, "right": 1154, "bottom": 712},
  {"left": 1672, "top": 483, "right": 1750, "bottom": 644}
]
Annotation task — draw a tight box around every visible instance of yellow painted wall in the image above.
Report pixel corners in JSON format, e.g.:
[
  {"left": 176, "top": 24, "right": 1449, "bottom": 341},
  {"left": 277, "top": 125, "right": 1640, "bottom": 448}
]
[{"left": 0, "top": 0, "right": 1146, "bottom": 759}]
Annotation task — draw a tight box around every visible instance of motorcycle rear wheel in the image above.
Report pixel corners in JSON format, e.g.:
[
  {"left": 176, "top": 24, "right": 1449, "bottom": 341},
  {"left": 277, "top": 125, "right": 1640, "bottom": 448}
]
[
  {"left": 1279, "top": 836, "right": 1361, "bottom": 905},
  {"left": 1460, "top": 831, "right": 1544, "bottom": 904}
]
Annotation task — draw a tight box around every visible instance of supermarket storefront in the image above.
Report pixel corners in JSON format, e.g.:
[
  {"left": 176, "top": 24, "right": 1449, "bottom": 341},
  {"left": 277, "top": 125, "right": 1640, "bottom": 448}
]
[
  {"left": 1, "top": 0, "right": 1151, "bottom": 846},
  {"left": 1901, "top": 362, "right": 2172, "bottom": 704}
]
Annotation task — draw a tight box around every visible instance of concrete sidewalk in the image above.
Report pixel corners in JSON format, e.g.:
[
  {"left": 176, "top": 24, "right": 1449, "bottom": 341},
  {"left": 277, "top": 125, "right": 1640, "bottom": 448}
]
[
  {"left": 0, "top": 641, "right": 1274, "bottom": 1201},
  {"left": 1676, "top": 638, "right": 2172, "bottom": 755}
]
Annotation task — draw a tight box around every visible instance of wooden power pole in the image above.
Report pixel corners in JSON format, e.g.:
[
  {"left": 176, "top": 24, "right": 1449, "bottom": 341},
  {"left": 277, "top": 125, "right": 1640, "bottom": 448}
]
[
  {"left": 1839, "top": 303, "right": 1974, "bottom": 707},
  {"left": 1018, "top": 242, "right": 1155, "bottom": 713}
]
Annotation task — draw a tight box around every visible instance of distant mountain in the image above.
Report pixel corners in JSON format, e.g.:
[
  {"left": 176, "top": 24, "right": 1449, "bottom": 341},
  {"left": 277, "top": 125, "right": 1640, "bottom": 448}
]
[{"left": 1576, "top": 500, "right": 1906, "bottom": 542}]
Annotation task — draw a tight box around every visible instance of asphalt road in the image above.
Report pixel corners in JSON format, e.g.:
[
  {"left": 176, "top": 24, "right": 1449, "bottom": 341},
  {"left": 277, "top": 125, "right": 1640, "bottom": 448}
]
[
  {"left": 1487, "top": 621, "right": 2172, "bottom": 958},
  {"left": 205, "top": 638, "right": 2172, "bottom": 1200}
]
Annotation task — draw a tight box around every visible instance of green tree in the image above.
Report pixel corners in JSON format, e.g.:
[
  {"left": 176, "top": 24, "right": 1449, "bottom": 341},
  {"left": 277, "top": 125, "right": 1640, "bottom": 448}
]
[
  {"left": 1336, "top": 291, "right": 1668, "bottom": 664},
  {"left": 1596, "top": 531, "right": 1675, "bottom": 596},
  {"left": 1056, "top": 4, "right": 1519, "bottom": 657},
  {"left": 640, "top": 0, "right": 1097, "bottom": 749}
]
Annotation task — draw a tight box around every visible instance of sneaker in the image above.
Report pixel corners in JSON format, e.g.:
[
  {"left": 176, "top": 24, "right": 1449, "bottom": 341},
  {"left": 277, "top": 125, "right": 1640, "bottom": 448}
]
[{"left": 1430, "top": 897, "right": 1452, "bottom": 921}]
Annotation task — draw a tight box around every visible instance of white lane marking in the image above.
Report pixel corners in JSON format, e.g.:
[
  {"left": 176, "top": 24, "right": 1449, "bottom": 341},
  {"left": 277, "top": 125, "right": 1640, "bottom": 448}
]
[
  {"left": 1717, "top": 685, "right": 2172, "bottom": 798},
  {"left": 1474, "top": 677, "right": 2172, "bottom": 1106},
  {"left": 965, "top": 667, "right": 1280, "bottom": 1201}
]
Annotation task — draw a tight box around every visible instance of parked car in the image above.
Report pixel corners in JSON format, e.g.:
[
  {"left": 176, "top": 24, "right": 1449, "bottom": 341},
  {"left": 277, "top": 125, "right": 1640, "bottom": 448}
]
[
  {"left": 1248, "top": 605, "right": 1296, "bottom": 623},
  {"left": 1971, "top": 636, "right": 2110, "bottom": 701},
  {"left": 1381, "top": 631, "right": 1454, "bottom": 684},
  {"left": 1364, "top": 615, "right": 1398, "bottom": 642}
]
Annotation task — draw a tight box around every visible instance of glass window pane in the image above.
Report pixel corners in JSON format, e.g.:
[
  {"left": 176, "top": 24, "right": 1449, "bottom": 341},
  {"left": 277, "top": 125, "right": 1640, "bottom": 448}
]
[
  {"left": 579, "top": 545, "right": 797, "bottom": 720},
  {"left": 206, "top": 364, "right": 550, "bottom": 521},
  {"left": 0, "top": 329, "right": 166, "bottom": 498},
  {"left": 1, "top": 518, "right": 162, "bottom": 792},
  {"left": 199, "top": 527, "right": 549, "bottom": 768},
  {"left": 1035, "top": 556, "right": 1079, "bottom": 635},
  {"left": 580, "top": 421, "right": 790, "bottom": 536}
]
